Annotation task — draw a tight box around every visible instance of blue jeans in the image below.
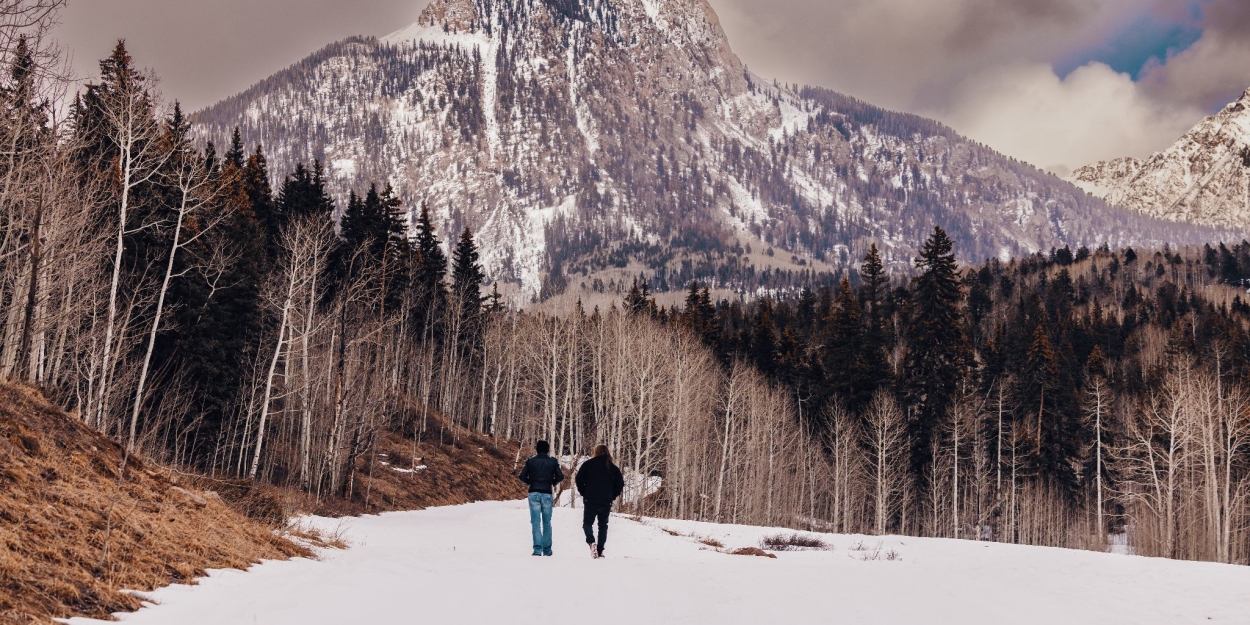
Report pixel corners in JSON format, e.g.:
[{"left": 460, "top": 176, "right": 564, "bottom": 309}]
[{"left": 528, "top": 492, "right": 554, "bottom": 555}]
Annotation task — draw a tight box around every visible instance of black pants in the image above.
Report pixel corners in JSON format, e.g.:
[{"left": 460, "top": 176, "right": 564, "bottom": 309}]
[{"left": 582, "top": 502, "right": 611, "bottom": 553}]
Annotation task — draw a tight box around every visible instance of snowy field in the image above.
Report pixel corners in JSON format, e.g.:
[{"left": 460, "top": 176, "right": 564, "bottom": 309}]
[{"left": 67, "top": 500, "right": 1250, "bottom": 625}]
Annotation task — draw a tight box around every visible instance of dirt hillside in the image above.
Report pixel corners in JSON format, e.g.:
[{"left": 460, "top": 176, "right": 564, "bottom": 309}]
[
  {"left": 0, "top": 384, "right": 309, "bottom": 624},
  {"left": 0, "top": 385, "right": 530, "bottom": 624}
]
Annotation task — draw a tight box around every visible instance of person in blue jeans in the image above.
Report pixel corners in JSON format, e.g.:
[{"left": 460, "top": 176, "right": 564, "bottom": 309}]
[{"left": 518, "top": 440, "right": 564, "bottom": 556}]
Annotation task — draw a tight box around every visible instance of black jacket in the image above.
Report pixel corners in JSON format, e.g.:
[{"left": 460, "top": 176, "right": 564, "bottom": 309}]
[
  {"left": 575, "top": 455, "right": 625, "bottom": 506},
  {"left": 519, "top": 454, "right": 564, "bottom": 494}
]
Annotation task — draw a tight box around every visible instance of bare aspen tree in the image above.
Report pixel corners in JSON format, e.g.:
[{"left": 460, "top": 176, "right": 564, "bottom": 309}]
[
  {"left": 714, "top": 360, "right": 750, "bottom": 522},
  {"left": 864, "top": 390, "right": 905, "bottom": 535},
  {"left": 127, "top": 136, "right": 220, "bottom": 452},
  {"left": 89, "top": 53, "right": 171, "bottom": 430},
  {"left": 248, "top": 217, "right": 333, "bottom": 479},
  {"left": 1118, "top": 369, "right": 1190, "bottom": 558},
  {"left": 946, "top": 383, "right": 983, "bottom": 539},
  {"left": 821, "top": 401, "right": 860, "bottom": 532},
  {"left": 1084, "top": 367, "right": 1112, "bottom": 542}
]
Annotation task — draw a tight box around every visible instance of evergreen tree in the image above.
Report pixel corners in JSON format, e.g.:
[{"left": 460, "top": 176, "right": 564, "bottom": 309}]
[
  {"left": 337, "top": 183, "right": 408, "bottom": 312},
  {"left": 681, "top": 281, "right": 716, "bottom": 342},
  {"left": 487, "top": 282, "right": 503, "bottom": 312},
  {"left": 411, "top": 202, "right": 447, "bottom": 334},
  {"left": 624, "top": 278, "right": 655, "bottom": 316},
  {"left": 750, "top": 298, "right": 778, "bottom": 375},
  {"left": 340, "top": 187, "right": 389, "bottom": 256},
  {"left": 451, "top": 227, "right": 486, "bottom": 317},
  {"left": 4, "top": 36, "right": 52, "bottom": 377},
  {"left": 903, "top": 226, "right": 972, "bottom": 473},
  {"left": 277, "top": 160, "right": 335, "bottom": 225},
  {"left": 859, "top": 244, "right": 891, "bottom": 396},
  {"left": 224, "top": 127, "right": 245, "bottom": 170},
  {"left": 823, "top": 277, "right": 869, "bottom": 409},
  {"left": 243, "top": 144, "right": 277, "bottom": 250}
]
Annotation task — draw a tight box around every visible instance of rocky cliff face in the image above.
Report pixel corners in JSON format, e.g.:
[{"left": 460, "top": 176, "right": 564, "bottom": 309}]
[
  {"left": 1071, "top": 89, "right": 1250, "bottom": 229},
  {"left": 194, "top": 0, "right": 1227, "bottom": 299}
]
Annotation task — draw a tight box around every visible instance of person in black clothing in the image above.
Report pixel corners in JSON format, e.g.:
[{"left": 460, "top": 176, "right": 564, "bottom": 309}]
[
  {"left": 519, "top": 440, "right": 564, "bottom": 556},
  {"left": 575, "top": 444, "right": 625, "bottom": 559}
]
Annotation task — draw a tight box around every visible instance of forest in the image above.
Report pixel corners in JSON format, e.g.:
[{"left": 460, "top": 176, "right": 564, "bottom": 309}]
[{"left": 0, "top": 1, "right": 1247, "bottom": 569}]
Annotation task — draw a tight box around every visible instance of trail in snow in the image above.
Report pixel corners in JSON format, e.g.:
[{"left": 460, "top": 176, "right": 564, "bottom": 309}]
[{"left": 67, "top": 501, "right": 1250, "bottom": 625}]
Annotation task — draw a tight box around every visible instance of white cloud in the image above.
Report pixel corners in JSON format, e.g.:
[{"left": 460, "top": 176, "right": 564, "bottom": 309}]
[
  {"left": 1138, "top": 0, "right": 1250, "bottom": 112},
  {"left": 708, "top": 0, "right": 1238, "bottom": 173},
  {"left": 932, "top": 61, "right": 1203, "bottom": 175}
]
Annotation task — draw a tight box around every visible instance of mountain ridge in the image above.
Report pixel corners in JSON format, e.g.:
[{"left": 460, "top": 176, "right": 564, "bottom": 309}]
[
  {"left": 193, "top": 0, "right": 1233, "bottom": 299},
  {"left": 1070, "top": 88, "right": 1250, "bottom": 229}
]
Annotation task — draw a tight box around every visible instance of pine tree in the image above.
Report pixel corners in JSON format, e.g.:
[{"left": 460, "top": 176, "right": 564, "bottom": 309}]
[
  {"left": 411, "top": 202, "right": 447, "bottom": 334},
  {"left": 859, "top": 244, "right": 891, "bottom": 396},
  {"left": 823, "top": 277, "right": 868, "bottom": 408},
  {"left": 224, "top": 127, "right": 245, "bottom": 170},
  {"left": 451, "top": 227, "right": 486, "bottom": 321},
  {"left": 243, "top": 144, "right": 277, "bottom": 251},
  {"left": 277, "top": 160, "right": 335, "bottom": 225},
  {"left": 750, "top": 299, "right": 778, "bottom": 375},
  {"left": 624, "top": 278, "right": 654, "bottom": 316},
  {"left": 487, "top": 282, "right": 503, "bottom": 312},
  {"left": 903, "top": 226, "right": 971, "bottom": 474},
  {"left": 5, "top": 36, "right": 53, "bottom": 379},
  {"left": 169, "top": 138, "right": 266, "bottom": 460},
  {"left": 1018, "top": 324, "right": 1083, "bottom": 488}
]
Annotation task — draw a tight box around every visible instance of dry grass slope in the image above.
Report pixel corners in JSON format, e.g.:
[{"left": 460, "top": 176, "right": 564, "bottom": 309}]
[
  {"left": 0, "top": 383, "right": 310, "bottom": 624},
  {"left": 303, "top": 412, "right": 529, "bottom": 518}
]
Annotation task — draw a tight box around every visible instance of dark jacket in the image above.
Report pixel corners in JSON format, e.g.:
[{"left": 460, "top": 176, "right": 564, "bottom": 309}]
[
  {"left": 575, "top": 455, "right": 625, "bottom": 506},
  {"left": 519, "top": 453, "right": 564, "bottom": 494}
]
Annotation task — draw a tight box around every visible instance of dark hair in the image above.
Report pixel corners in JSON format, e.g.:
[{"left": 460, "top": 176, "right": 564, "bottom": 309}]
[
  {"left": 536, "top": 440, "right": 550, "bottom": 454},
  {"left": 592, "top": 444, "right": 612, "bottom": 464}
]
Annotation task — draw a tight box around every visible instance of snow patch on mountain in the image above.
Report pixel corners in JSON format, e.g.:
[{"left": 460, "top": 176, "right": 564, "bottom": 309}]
[
  {"left": 1070, "top": 89, "right": 1250, "bottom": 228},
  {"left": 193, "top": 0, "right": 1231, "bottom": 302}
]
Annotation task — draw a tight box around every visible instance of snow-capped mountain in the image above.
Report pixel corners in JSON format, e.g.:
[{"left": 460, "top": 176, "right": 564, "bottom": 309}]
[
  {"left": 1070, "top": 89, "right": 1250, "bottom": 229},
  {"left": 194, "top": 0, "right": 1228, "bottom": 298}
]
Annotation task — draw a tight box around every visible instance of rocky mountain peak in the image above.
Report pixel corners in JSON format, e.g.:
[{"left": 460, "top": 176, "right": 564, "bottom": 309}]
[
  {"left": 193, "top": 0, "right": 1227, "bottom": 301},
  {"left": 1069, "top": 86, "right": 1250, "bottom": 229},
  {"left": 416, "top": 0, "right": 481, "bottom": 30}
]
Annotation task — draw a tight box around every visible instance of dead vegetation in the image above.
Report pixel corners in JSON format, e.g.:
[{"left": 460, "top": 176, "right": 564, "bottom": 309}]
[
  {"left": 760, "top": 533, "right": 833, "bottom": 552},
  {"left": 0, "top": 383, "right": 530, "bottom": 624},
  {"left": 300, "top": 412, "right": 527, "bottom": 517},
  {"left": 0, "top": 383, "right": 310, "bottom": 624},
  {"left": 728, "top": 547, "right": 777, "bottom": 559}
]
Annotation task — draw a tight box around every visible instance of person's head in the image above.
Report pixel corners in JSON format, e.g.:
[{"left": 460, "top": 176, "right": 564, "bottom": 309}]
[
  {"left": 535, "top": 440, "right": 550, "bottom": 455},
  {"left": 592, "top": 444, "right": 612, "bottom": 464}
]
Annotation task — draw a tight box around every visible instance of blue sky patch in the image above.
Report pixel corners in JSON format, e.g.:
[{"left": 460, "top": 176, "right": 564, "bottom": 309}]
[{"left": 1056, "top": 5, "right": 1204, "bottom": 80}]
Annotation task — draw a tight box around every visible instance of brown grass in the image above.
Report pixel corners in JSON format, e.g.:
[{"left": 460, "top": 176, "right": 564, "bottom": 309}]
[
  {"left": 0, "top": 388, "right": 530, "bottom": 624},
  {"left": 0, "top": 383, "right": 310, "bottom": 625},
  {"left": 305, "top": 413, "right": 528, "bottom": 517},
  {"left": 728, "top": 547, "right": 777, "bottom": 559}
]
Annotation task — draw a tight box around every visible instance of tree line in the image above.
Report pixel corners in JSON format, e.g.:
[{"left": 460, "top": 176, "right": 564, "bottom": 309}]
[
  {"left": 0, "top": 35, "right": 498, "bottom": 501},
  {"left": 655, "top": 231, "right": 1250, "bottom": 564}
]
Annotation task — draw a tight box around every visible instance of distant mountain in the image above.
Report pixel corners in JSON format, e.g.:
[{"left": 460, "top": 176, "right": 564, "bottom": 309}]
[
  {"left": 193, "top": 0, "right": 1230, "bottom": 299},
  {"left": 1071, "top": 89, "right": 1250, "bottom": 229}
]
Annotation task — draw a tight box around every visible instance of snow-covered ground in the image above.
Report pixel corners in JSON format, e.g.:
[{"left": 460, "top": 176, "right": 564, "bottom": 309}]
[{"left": 67, "top": 501, "right": 1250, "bottom": 625}]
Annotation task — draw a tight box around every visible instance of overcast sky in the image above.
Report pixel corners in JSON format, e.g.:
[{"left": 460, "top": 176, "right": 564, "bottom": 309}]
[{"left": 53, "top": 0, "right": 1250, "bottom": 174}]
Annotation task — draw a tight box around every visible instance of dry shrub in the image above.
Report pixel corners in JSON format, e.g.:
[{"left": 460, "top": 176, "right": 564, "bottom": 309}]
[
  {"left": 698, "top": 537, "right": 724, "bottom": 549},
  {"left": 307, "top": 419, "right": 527, "bottom": 517},
  {"left": 0, "top": 383, "right": 310, "bottom": 624},
  {"left": 729, "top": 547, "right": 778, "bottom": 559},
  {"left": 760, "top": 532, "right": 832, "bottom": 551},
  {"left": 288, "top": 523, "right": 349, "bottom": 550}
]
